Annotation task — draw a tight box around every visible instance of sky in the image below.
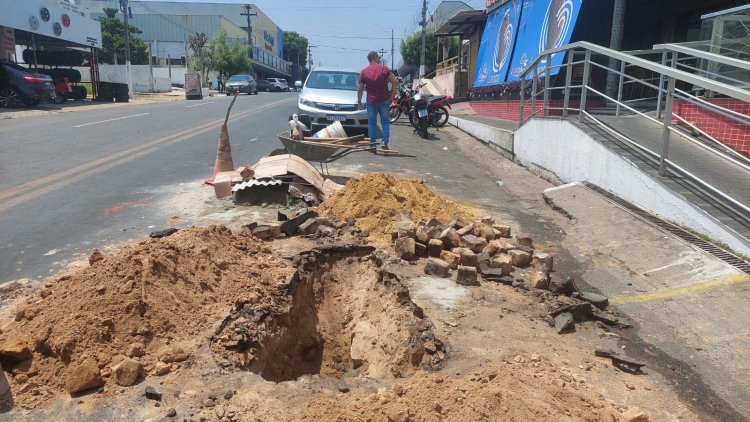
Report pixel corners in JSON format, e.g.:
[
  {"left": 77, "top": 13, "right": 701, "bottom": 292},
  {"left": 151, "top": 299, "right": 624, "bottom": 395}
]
[{"left": 131, "top": 0, "right": 487, "bottom": 70}]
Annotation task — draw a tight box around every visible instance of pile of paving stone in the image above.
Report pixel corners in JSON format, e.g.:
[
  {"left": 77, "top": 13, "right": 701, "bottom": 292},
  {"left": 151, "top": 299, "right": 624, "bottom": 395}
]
[{"left": 388, "top": 211, "right": 623, "bottom": 334}]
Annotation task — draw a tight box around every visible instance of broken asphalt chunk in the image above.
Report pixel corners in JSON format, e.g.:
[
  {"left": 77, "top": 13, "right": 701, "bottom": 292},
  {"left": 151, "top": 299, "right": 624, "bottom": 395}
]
[
  {"left": 144, "top": 386, "right": 162, "bottom": 401},
  {"left": 594, "top": 349, "right": 646, "bottom": 374},
  {"left": 574, "top": 291, "right": 609, "bottom": 309},
  {"left": 149, "top": 228, "right": 178, "bottom": 239},
  {"left": 280, "top": 210, "right": 318, "bottom": 236},
  {"left": 554, "top": 312, "right": 575, "bottom": 334}
]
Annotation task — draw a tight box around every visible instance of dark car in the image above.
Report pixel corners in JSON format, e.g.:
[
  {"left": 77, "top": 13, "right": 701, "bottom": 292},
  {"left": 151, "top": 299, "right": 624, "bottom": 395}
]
[
  {"left": 0, "top": 62, "right": 55, "bottom": 108},
  {"left": 256, "top": 79, "right": 274, "bottom": 92},
  {"left": 225, "top": 74, "right": 257, "bottom": 95}
]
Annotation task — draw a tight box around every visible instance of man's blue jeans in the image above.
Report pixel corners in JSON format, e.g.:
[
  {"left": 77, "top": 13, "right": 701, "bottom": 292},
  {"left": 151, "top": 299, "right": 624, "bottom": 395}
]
[{"left": 366, "top": 101, "right": 390, "bottom": 148}]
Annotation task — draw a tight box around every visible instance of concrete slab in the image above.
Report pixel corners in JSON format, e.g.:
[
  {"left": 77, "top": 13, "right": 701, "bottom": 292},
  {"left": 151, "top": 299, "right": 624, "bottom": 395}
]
[{"left": 544, "top": 182, "right": 750, "bottom": 416}]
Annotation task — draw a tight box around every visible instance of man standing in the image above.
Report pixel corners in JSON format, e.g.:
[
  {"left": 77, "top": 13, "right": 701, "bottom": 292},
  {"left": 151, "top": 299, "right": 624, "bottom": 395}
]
[{"left": 358, "top": 51, "right": 399, "bottom": 150}]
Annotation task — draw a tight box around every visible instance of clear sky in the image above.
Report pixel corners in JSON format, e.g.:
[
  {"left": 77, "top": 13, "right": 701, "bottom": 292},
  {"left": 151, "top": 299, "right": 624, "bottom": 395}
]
[{"left": 134, "top": 0, "right": 486, "bottom": 70}]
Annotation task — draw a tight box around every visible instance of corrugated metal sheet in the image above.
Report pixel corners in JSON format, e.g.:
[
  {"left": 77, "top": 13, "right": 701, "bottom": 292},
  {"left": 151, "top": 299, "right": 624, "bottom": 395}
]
[{"left": 232, "top": 178, "right": 283, "bottom": 193}]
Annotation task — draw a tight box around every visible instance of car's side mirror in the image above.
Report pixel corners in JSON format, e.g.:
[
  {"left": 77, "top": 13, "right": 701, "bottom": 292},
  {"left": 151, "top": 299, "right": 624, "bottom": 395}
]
[{"left": 294, "top": 81, "right": 302, "bottom": 88}]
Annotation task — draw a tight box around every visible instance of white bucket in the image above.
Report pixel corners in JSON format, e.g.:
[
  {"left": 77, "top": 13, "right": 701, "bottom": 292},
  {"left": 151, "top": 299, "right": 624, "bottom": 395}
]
[{"left": 312, "top": 121, "right": 347, "bottom": 138}]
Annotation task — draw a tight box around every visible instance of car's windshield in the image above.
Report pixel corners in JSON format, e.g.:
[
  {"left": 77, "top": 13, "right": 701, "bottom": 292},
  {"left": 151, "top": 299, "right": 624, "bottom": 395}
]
[
  {"left": 228, "top": 75, "right": 249, "bottom": 82},
  {"left": 305, "top": 71, "right": 359, "bottom": 91}
]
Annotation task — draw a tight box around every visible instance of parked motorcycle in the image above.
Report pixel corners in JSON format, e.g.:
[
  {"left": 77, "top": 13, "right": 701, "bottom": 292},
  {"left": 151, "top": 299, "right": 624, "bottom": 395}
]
[
  {"left": 408, "top": 95, "right": 452, "bottom": 128},
  {"left": 389, "top": 81, "right": 426, "bottom": 123},
  {"left": 52, "top": 77, "right": 72, "bottom": 104},
  {"left": 409, "top": 92, "right": 430, "bottom": 139}
]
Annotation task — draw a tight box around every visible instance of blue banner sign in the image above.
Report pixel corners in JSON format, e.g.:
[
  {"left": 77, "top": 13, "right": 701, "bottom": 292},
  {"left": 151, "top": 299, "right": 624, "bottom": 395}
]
[
  {"left": 473, "top": 0, "right": 583, "bottom": 87},
  {"left": 473, "top": 0, "right": 521, "bottom": 88}
]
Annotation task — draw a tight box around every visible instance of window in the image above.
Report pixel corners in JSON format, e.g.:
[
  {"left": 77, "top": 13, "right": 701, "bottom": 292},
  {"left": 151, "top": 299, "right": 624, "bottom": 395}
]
[{"left": 305, "top": 71, "right": 359, "bottom": 91}]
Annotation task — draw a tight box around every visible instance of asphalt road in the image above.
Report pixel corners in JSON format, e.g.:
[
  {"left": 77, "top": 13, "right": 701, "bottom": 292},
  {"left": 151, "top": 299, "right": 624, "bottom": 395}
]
[{"left": 0, "top": 92, "right": 299, "bottom": 283}]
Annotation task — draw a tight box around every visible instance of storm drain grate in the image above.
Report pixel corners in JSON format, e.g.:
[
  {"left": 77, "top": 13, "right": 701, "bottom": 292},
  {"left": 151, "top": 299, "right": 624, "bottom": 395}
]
[{"left": 582, "top": 182, "right": 750, "bottom": 275}]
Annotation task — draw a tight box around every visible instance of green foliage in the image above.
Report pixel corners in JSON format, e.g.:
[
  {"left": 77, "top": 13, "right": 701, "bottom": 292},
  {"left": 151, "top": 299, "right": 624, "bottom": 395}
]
[
  {"left": 97, "top": 7, "right": 149, "bottom": 65},
  {"left": 283, "top": 31, "right": 308, "bottom": 69},
  {"left": 187, "top": 32, "right": 214, "bottom": 82},
  {"left": 400, "top": 30, "right": 458, "bottom": 76},
  {"left": 212, "top": 30, "right": 251, "bottom": 75}
]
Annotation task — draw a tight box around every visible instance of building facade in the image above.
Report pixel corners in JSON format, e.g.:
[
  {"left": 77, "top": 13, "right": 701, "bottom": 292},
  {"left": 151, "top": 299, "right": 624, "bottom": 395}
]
[{"left": 77, "top": 0, "right": 290, "bottom": 78}]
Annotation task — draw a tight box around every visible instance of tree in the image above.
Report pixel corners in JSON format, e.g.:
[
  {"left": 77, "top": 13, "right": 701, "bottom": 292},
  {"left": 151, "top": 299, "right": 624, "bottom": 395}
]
[
  {"left": 97, "top": 7, "right": 149, "bottom": 65},
  {"left": 212, "top": 30, "right": 251, "bottom": 75},
  {"left": 187, "top": 32, "right": 214, "bottom": 83},
  {"left": 283, "top": 31, "right": 308, "bottom": 69},
  {"left": 400, "top": 30, "right": 458, "bottom": 77}
]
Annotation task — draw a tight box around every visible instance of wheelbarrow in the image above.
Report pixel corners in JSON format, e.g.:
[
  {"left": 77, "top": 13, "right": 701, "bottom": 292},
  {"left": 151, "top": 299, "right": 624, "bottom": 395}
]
[{"left": 276, "top": 132, "right": 373, "bottom": 174}]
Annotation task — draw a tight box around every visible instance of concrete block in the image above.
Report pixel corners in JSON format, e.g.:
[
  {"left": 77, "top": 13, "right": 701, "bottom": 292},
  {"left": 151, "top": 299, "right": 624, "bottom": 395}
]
[
  {"left": 439, "top": 227, "right": 461, "bottom": 249},
  {"left": 529, "top": 271, "right": 549, "bottom": 290},
  {"left": 439, "top": 250, "right": 460, "bottom": 270},
  {"left": 509, "top": 249, "right": 532, "bottom": 267},
  {"left": 459, "top": 249, "right": 478, "bottom": 268},
  {"left": 532, "top": 253, "right": 553, "bottom": 274},
  {"left": 472, "top": 223, "right": 495, "bottom": 241},
  {"left": 391, "top": 221, "right": 416, "bottom": 240},
  {"left": 460, "top": 234, "right": 487, "bottom": 253},
  {"left": 427, "top": 239, "right": 444, "bottom": 257},
  {"left": 456, "top": 265, "right": 479, "bottom": 286},
  {"left": 394, "top": 238, "right": 416, "bottom": 260},
  {"left": 424, "top": 257, "right": 450, "bottom": 278},
  {"left": 492, "top": 225, "right": 512, "bottom": 238}
]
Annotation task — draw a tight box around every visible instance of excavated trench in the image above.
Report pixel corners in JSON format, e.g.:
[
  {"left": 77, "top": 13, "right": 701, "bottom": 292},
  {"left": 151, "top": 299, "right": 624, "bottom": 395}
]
[{"left": 211, "top": 245, "right": 445, "bottom": 382}]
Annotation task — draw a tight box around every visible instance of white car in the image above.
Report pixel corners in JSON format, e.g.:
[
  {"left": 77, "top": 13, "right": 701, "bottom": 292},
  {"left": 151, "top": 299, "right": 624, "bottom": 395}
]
[
  {"left": 266, "top": 78, "right": 289, "bottom": 92},
  {"left": 297, "top": 68, "right": 368, "bottom": 131}
]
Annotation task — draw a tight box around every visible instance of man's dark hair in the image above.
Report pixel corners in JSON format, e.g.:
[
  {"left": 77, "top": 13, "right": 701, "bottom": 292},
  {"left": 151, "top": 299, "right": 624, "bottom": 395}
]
[{"left": 367, "top": 51, "right": 379, "bottom": 62}]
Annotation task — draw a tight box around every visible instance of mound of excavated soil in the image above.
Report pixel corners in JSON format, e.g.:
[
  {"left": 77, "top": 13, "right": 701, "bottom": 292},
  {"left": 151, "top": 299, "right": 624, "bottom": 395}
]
[
  {"left": 0, "top": 225, "right": 292, "bottom": 409},
  {"left": 212, "top": 245, "right": 445, "bottom": 381},
  {"left": 319, "top": 173, "right": 477, "bottom": 243},
  {"left": 300, "top": 357, "right": 624, "bottom": 421}
]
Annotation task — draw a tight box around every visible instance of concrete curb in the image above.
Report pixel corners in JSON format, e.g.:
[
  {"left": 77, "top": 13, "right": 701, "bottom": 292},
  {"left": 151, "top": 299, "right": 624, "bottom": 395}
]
[{"left": 448, "top": 116, "right": 515, "bottom": 159}]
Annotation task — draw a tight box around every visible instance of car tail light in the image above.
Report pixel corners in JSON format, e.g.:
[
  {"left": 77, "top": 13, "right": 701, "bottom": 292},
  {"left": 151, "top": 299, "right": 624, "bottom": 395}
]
[{"left": 23, "top": 75, "right": 46, "bottom": 84}]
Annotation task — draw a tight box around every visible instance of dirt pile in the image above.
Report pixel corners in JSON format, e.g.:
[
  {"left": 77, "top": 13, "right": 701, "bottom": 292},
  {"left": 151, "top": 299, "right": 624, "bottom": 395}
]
[
  {"left": 211, "top": 245, "right": 445, "bottom": 381},
  {"left": 319, "top": 173, "right": 477, "bottom": 244},
  {"left": 300, "top": 356, "right": 624, "bottom": 421},
  {"left": 0, "top": 225, "right": 292, "bottom": 409}
]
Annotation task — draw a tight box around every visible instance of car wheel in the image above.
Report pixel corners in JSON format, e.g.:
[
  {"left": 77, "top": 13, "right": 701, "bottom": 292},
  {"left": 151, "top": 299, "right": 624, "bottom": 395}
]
[{"left": 0, "top": 87, "right": 22, "bottom": 108}]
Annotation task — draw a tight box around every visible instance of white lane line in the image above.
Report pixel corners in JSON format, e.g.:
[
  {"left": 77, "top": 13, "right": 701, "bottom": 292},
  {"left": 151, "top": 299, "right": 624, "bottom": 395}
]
[
  {"left": 186, "top": 102, "right": 216, "bottom": 108},
  {"left": 73, "top": 113, "right": 150, "bottom": 128}
]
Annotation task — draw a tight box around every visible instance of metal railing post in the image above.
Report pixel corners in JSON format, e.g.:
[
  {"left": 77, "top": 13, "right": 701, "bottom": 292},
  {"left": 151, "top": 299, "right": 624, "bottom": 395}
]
[
  {"left": 543, "top": 54, "right": 551, "bottom": 116},
  {"left": 616, "top": 60, "right": 625, "bottom": 116},
  {"left": 579, "top": 50, "right": 591, "bottom": 123},
  {"left": 519, "top": 79, "right": 525, "bottom": 126},
  {"left": 531, "top": 65, "right": 538, "bottom": 117},
  {"left": 656, "top": 50, "right": 667, "bottom": 119},
  {"left": 659, "top": 76, "right": 676, "bottom": 176},
  {"left": 563, "top": 50, "right": 574, "bottom": 117}
]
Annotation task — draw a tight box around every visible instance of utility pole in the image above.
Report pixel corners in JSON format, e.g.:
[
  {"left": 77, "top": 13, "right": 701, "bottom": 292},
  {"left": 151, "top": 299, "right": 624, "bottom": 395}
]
[
  {"left": 240, "top": 4, "right": 256, "bottom": 59},
  {"left": 419, "top": 0, "right": 427, "bottom": 78},
  {"left": 391, "top": 29, "right": 395, "bottom": 69},
  {"left": 119, "top": 0, "right": 133, "bottom": 98},
  {"left": 308, "top": 45, "right": 313, "bottom": 70}
]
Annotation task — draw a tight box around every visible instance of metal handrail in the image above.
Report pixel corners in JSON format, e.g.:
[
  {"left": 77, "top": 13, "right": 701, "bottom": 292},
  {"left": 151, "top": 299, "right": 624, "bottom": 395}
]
[
  {"left": 581, "top": 111, "right": 750, "bottom": 217},
  {"left": 517, "top": 41, "right": 750, "bottom": 102},
  {"left": 516, "top": 41, "right": 750, "bottom": 221},
  {"left": 653, "top": 43, "right": 750, "bottom": 72}
]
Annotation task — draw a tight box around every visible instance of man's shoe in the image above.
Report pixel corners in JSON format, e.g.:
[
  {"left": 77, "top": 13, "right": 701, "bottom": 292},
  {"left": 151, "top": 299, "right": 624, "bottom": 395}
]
[{"left": 381, "top": 145, "right": 389, "bottom": 150}]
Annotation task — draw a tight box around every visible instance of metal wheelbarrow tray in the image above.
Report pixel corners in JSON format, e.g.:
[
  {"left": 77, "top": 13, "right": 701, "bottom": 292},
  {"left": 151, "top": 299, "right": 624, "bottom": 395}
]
[{"left": 276, "top": 133, "right": 370, "bottom": 164}]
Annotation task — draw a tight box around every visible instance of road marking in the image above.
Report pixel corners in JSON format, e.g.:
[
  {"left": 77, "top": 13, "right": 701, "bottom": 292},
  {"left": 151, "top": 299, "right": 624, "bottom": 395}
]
[
  {"left": 185, "top": 102, "right": 215, "bottom": 108},
  {"left": 610, "top": 274, "right": 750, "bottom": 305},
  {"left": 0, "top": 98, "right": 294, "bottom": 213},
  {"left": 73, "top": 113, "right": 150, "bottom": 128}
]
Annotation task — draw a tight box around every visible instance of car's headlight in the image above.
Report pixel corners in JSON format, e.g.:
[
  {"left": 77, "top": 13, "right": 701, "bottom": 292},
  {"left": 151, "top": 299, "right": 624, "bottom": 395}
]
[{"left": 299, "top": 98, "right": 316, "bottom": 107}]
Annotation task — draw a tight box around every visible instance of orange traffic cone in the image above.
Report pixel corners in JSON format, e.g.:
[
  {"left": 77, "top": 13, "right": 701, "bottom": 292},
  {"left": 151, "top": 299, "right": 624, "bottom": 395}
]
[{"left": 206, "top": 93, "right": 238, "bottom": 184}]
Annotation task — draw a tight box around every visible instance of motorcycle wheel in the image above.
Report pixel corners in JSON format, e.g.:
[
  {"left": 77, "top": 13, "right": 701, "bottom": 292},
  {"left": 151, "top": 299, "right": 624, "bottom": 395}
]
[
  {"left": 409, "top": 111, "right": 419, "bottom": 129},
  {"left": 53, "top": 94, "right": 67, "bottom": 104},
  {"left": 389, "top": 107, "right": 401, "bottom": 123},
  {"left": 419, "top": 117, "right": 429, "bottom": 139},
  {"left": 431, "top": 106, "right": 449, "bottom": 127}
]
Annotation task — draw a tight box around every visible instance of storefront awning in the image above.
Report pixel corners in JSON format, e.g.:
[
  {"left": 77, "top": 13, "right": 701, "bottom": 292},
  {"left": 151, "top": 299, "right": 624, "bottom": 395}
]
[{"left": 435, "top": 10, "right": 487, "bottom": 38}]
